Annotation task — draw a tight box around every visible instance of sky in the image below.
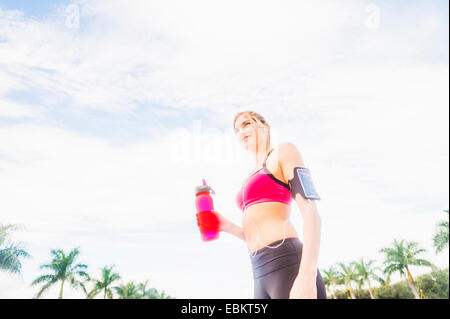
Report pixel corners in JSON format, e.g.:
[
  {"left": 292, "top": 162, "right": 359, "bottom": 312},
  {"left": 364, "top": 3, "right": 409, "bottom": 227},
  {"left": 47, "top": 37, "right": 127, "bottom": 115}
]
[{"left": 0, "top": 0, "right": 448, "bottom": 299}]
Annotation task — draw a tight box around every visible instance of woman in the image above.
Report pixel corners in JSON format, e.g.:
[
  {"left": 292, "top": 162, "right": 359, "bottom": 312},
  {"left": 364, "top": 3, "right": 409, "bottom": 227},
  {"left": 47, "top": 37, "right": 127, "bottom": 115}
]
[{"left": 215, "top": 111, "right": 326, "bottom": 299}]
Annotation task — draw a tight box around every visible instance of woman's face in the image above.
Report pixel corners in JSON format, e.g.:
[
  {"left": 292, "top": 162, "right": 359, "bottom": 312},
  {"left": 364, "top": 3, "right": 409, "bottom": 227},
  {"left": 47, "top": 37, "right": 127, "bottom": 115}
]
[{"left": 234, "top": 115, "right": 259, "bottom": 151}]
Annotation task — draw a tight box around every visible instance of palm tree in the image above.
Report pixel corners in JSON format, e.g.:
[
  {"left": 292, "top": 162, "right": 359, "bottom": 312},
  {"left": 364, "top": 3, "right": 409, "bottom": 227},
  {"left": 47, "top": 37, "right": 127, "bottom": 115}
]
[
  {"left": 87, "top": 265, "right": 121, "bottom": 299},
  {"left": 321, "top": 266, "right": 341, "bottom": 299},
  {"left": 31, "top": 248, "right": 89, "bottom": 299},
  {"left": 379, "top": 239, "right": 432, "bottom": 299},
  {"left": 135, "top": 281, "right": 174, "bottom": 299},
  {"left": 374, "top": 272, "right": 391, "bottom": 288},
  {"left": 433, "top": 209, "right": 449, "bottom": 254},
  {"left": 336, "top": 262, "right": 358, "bottom": 299},
  {"left": 145, "top": 287, "right": 160, "bottom": 299},
  {"left": 352, "top": 258, "right": 381, "bottom": 299},
  {"left": 114, "top": 281, "right": 140, "bottom": 299},
  {"left": 0, "top": 224, "right": 30, "bottom": 275},
  {"left": 156, "top": 289, "right": 173, "bottom": 299},
  {"left": 137, "top": 280, "right": 160, "bottom": 299}
]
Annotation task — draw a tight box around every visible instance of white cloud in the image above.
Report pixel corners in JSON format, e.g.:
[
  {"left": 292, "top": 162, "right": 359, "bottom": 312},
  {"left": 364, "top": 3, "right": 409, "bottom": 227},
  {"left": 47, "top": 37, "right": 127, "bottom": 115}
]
[
  {"left": 0, "top": 100, "right": 43, "bottom": 119},
  {"left": 1, "top": 0, "right": 363, "bottom": 112}
]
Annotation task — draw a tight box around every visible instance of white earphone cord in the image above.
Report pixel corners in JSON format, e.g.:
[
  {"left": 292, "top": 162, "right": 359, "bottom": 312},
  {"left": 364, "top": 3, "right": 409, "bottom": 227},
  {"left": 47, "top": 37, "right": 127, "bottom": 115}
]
[
  {"left": 242, "top": 120, "right": 316, "bottom": 258},
  {"left": 249, "top": 214, "right": 288, "bottom": 258},
  {"left": 243, "top": 143, "right": 287, "bottom": 258}
]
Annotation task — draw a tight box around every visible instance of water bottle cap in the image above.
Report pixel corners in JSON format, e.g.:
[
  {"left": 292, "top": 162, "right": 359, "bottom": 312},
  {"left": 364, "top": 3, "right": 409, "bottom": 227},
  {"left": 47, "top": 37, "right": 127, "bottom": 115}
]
[
  {"left": 195, "top": 179, "right": 215, "bottom": 195},
  {"left": 195, "top": 185, "right": 211, "bottom": 194}
]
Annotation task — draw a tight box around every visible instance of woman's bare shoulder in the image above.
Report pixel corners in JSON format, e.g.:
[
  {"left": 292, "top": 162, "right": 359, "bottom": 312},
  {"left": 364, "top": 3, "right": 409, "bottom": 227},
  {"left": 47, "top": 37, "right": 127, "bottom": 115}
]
[
  {"left": 274, "top": 142, "right": 306, "bottom": 181},
  {"left": 275, "top": 142, "right": 304, "bottom": 164}
]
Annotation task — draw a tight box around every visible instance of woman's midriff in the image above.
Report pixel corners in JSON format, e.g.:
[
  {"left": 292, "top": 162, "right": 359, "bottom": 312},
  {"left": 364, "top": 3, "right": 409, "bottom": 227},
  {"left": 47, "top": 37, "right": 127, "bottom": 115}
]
[{"left": 242, "top": 202, "right": 298, "bottom": 254}]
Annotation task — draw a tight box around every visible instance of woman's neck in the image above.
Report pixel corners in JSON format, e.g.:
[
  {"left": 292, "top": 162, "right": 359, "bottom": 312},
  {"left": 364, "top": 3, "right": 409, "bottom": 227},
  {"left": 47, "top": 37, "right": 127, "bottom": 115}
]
[{"left": 252, "top": 145, "right": 272, "bottom": 169}]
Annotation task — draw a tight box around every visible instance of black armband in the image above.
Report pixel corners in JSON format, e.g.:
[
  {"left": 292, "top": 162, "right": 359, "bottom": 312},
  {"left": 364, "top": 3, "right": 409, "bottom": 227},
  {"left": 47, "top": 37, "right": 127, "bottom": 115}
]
[{"left": 288, "top": 167, "right": 321, "bottom": 200}]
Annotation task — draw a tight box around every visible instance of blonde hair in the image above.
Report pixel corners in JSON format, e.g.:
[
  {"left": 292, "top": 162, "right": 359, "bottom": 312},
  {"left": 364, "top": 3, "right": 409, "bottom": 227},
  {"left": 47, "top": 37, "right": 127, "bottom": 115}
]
[{"left": 233, "top": 111, "right": 271, "bottom": 154}]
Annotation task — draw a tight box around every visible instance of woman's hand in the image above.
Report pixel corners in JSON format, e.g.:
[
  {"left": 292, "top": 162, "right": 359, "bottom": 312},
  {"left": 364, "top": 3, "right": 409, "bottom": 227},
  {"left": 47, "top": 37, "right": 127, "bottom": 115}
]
[
  {"left": 196, "top": 211, "right": 230, "bottom": 233},
  {"left": 198, "top": 211, "right": 246, "bottom": 242},
  {"left": 289, "top": 273, "right": 317, "bottom": 299},
  {"left": 212, "top": 211, "right": 232, "bottom": 233}
]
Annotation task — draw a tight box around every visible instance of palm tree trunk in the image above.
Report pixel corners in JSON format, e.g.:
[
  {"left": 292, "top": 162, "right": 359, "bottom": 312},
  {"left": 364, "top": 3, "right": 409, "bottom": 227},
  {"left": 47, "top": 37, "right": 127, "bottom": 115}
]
[
  {"left": 367, "top": 287, "right": 375, "bottom": 299},
  {"left": 348, "top": 282, "right": 356, "bottom": 299},
  {"left": 406, "top": 268, "right": 420, "bottom": 299},
  {"left": 367, "top": 279, "right": 375, "bottom": 299},
  {"left": 330, "top": 285, "right": 337, "bottom": 299},
  {"left": 58, "top": 280, "right": 65, "bottom": 299}
]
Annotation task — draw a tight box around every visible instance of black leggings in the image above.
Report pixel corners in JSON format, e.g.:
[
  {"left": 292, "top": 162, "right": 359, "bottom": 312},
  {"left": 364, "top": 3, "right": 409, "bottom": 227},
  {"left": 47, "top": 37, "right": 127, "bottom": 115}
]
[{"left": 250, "top": 237, "right": 327, "bottom": 299}]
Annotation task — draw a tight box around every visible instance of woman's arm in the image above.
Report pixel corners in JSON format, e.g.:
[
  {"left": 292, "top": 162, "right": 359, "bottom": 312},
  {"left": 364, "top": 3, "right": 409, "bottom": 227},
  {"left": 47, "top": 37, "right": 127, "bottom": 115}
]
[
  {"left": 214, "top": 211, "right": 246, "bottom": 242},
  {"left": 277, "top": 142, "right": 322, "bottom": 298}
]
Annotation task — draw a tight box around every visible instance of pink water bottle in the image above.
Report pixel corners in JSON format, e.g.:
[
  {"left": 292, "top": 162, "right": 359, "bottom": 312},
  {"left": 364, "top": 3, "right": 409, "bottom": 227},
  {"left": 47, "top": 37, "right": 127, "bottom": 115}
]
[{"left": 195, "top": 179, "right": 220, "bottom": 241}]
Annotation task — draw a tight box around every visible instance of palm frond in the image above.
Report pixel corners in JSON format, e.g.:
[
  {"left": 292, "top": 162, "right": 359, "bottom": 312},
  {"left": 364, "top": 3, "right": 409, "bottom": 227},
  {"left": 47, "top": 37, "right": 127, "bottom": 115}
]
[
  {"left": 34, "top": 279, "right": 57, "bottom": 299},
  {"left": 0, "top": 244, "right": 30, "bottom": 274},
  {"left": 433, "top": 211, "right": 449, "bottom": 253},
  {"left": 87, "top": 287, "right": 101, "bottom": 299},
  {"left": 0, "top": 225, "right": 30, "bottom": 275},
  {"left": 31, "top": 274, "right": 55, "bottom": 286}
]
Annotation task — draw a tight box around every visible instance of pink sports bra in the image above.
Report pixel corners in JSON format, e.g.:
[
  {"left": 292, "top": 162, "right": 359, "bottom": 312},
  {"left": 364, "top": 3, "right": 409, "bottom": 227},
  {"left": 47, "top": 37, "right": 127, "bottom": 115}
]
[{"left": 236, "top": 149, "right": 292, "bottom": 211}]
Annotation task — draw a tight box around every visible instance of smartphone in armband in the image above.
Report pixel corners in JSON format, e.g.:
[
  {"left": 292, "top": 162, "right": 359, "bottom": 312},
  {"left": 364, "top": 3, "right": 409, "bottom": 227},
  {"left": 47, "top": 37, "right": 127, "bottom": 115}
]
[{"left": 289, "top": 167, "right": 321, "bottom": 200}]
